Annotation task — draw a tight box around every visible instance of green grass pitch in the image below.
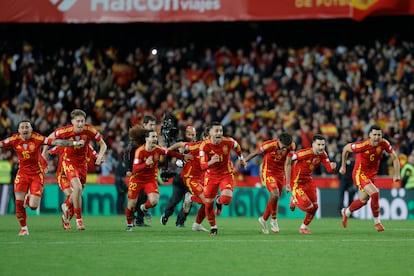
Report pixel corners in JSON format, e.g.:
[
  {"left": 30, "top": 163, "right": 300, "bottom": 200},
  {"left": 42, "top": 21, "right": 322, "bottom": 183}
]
[{"left": 1, "top": 215, "right": 413, "bottom": 276}]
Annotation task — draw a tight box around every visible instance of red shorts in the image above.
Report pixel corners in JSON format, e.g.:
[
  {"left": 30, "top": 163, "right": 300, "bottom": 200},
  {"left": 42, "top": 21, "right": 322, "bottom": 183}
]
[
  {"left": 203, "top": 173, "right": 234, "bottom": 199},
  {"left": 62, "top": 160, "right": 88, "bottom": 185},
  {"left": 56, "top": 166, "right": 72, "bottom": 191},
  {"left": 14, "top": 172, "right": 44, "bottom": 197},
  {"left": 127, "top": 175, "right": 159, "bottom": 199},
  {"left": 353, "top": 172, "right": 374, "bottom": 191},
  {"left": 292, "top": 185, "right": 317, "bottom": 211},
  {"left": 183, "top": 176, "right": 204, "bottom": 196},
  {"left": 262, "top": 172, "right": 284, "bottom": 193}
]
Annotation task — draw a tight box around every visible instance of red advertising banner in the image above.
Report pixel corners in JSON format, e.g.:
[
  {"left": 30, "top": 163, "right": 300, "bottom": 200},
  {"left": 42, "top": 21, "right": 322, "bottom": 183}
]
[{"left": 0, "top": 0, "right": 412, "bottom": 23}]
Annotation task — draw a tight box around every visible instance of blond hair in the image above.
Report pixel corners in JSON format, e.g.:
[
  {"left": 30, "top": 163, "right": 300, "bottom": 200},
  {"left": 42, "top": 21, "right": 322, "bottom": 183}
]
[{"left": 70, "top": 109, "right": 86, "bottom": 119}]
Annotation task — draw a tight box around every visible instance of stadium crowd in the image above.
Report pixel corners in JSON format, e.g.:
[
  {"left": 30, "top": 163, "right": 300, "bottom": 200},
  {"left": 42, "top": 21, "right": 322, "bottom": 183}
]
[{"left": 0, "top": 33, "right": 413, "bottom": 177}]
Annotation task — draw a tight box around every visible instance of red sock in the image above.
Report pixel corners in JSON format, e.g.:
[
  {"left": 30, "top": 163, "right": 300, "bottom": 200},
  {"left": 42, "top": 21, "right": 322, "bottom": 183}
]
[
  {"left": 191, "top": 195, "right": 203, "bottom": 204},
  {"left": 217, "top": 195, "right": 232, "bottom": 205},
  {"left": 144, "top": 200, "right": 154, "bottom": 209},
  {"left": 195, "top": 205, "right": 206, "bottom": 224},
  {"left": 74, "top": 207, "right": 82, "bottom": 219},
  {"left": 15, "top": 200, "right": 27, "bottom": 227},
  {"left": 349, "top": 199, "right": 366, "bottom": 212},
  {"left": 303, "top": 204, "right": 318, "bottom": 226},
  {"left": 126, "top": 207, "right": 134, "bottom": 224},
  {"left": 370, "top": 192, "right": 380, "bottom": 218},
  {"left": 263, "top": 197, "right": 277, "bottom": 220},
  {"left": 205, "top": 201, "right": 216, "bottom": 227},
  {"left": 65, "top": 194, "right": 72, "bottom": 208},
  {"left": 69, "top": 206, "right": 74, "bottom": 220}
]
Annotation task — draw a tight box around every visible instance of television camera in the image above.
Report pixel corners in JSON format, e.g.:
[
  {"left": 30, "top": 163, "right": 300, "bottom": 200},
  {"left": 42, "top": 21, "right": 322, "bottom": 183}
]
[{"left": 160, "top": 112, "right": 179, "bottom": 182}]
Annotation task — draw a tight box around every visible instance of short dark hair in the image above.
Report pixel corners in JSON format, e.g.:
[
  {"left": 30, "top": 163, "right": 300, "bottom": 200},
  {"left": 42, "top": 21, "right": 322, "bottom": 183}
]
[
  {"left": 202, "top": 126, "right": 210, "bottom": 139},
  {"left": 17, "top": 119, "right": 31, "bottom": 129},
  {"left": 279, "top": 132, "right": 292, "bottom": 146},
  {"left": 368, "top": 124, "right": 382, "bottom": 133},
  {"left": 313, "top": 134, "right": 326, "bottom": 142},
  {"left": 145, "top": 129, "right": 157, "bottom": 138},
  {"left": 209, "top": 121, "right": 222, "bottom": 128},
  {"left": 143, "top": 115, "right": 156, "bottom": 124}
]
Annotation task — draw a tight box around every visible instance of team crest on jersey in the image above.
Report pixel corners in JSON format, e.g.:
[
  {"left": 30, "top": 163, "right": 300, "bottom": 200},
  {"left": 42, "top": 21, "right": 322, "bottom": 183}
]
[
  {"left": 376, "top": 147, "right": 382, "bottom": 154},
  {"left": 29, "top": 142, "right": 35, "bottom": 151},
  {"left": 223, "top": 145, "right": 229, "bottom": 154},
  {"left": 154, "top": 153, "right": 160, "bottom": 161},
  {"left": 312, "top": 157, "right": 320, "bottom": 164}
]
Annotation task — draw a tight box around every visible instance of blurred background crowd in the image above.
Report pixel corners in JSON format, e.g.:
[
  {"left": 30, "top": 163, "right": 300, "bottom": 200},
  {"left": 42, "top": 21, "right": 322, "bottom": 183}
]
[{"left": 0, "top": 18, "right": 413, "bottom": 178}]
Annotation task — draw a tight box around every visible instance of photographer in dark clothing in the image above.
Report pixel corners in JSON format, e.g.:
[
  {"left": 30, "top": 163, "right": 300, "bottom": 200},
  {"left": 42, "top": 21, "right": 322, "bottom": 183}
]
[
  {"left": 160, "top": 125, "right": 196, "bottom": 228},
  {"left": 337, "top": 155, "right": 357, "bottom": 215},
  {"left": 114, "top": 142, "right": 128, "bottom": 214},
  {"left": 161, "top": 168, "right": 189, "bottom": 227}
]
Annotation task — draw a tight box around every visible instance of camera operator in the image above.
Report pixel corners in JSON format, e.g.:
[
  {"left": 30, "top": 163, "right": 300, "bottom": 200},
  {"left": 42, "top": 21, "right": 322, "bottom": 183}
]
[
  {"left": 160, "top": 125, "right": 196, "bottom": 228},
  {"left": 125, "top": 115, "right": 157, "bottom": 227}
]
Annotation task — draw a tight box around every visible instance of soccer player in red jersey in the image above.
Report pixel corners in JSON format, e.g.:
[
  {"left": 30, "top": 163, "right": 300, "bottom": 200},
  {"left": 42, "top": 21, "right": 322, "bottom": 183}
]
[
  {"left": 199, "top": 122, "right": 246, "bottom": 235},
  {"left": 0, "top": 119, "right": 84, "bottom": 236},
  {"left": 42, "top": 109, "right": 107, "bottom": 231},
  {"left": 245, "top": 132, "right": 295, "bottom": 234},
  {"left": 285, "top": 134, "right": 336, "bottom": 234},
  {"left": 169, "top": 126, "right": 209, "bottom": 232},
  {"left": 125, "top": 126, "right": 191, "bottom": 231},
  {"left": 48, "top": 144, "right": 98, "bottom": 230},
  {"left": 339, "top": 125, "right": 401, "bottom": 232}
]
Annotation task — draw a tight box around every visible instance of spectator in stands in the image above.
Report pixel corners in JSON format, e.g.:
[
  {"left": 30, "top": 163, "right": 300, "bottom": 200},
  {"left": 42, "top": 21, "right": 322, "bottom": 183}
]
[
  {"left": 0, "top": 32, "right": 412, "bottom": 188},
  {"left": 401, "top": 150, "right": 414, "bottom": 189}
]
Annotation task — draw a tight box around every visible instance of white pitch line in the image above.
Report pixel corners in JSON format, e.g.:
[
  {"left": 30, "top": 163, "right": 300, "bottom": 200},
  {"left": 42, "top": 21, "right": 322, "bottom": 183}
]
[{"left": 2, "top": 238, "right": 414, "bottom": 245}]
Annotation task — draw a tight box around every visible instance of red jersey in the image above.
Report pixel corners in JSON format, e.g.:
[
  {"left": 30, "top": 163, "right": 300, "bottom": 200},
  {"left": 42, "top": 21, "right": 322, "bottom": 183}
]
[
  {"left": 50, "top": 144, "right": 98, "bottom": 171},
  {"left": 259, "top": 139, "right": 296, "bottom": 176},
  {"left": 132, "top": 145, "right": 182, "bottom": 181},
  {"left": 181, "top": 141, "right": 203, "bottom": 179},
  {"left": 1, "top": 132, "right": 52, "bottom": 175},
  {"left": 199, "top": 137, "right": 243, "bottom": 176},
  {"left": 53, "top": 124, "right": 103, "bottom": 164},
  {"left": 350, "top": 138, "right": 393, "bottom": 179},
  {"left": 291, "top": 148, "right": 334, "bottom": 184}
]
